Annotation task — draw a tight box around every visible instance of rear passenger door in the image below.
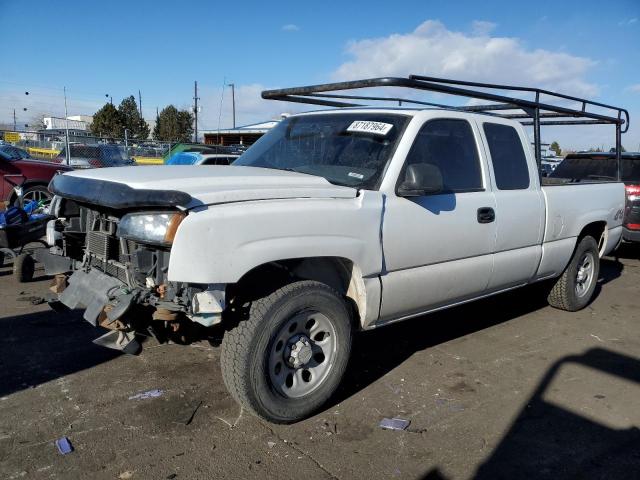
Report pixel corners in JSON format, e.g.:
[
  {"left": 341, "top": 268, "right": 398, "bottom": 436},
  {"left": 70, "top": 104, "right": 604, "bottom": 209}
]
[{"left": 480, "top": 121, "right": 544, "bottom": 290}]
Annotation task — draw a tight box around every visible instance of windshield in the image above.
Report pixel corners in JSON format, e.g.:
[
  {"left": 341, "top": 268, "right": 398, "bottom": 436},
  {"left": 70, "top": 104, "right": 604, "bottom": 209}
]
[
  {"left": 233, "top": 113, "right": 410, "bottom": 188},
  {"left": 550, "top": 155, "right": 640, "bottom": 182}
]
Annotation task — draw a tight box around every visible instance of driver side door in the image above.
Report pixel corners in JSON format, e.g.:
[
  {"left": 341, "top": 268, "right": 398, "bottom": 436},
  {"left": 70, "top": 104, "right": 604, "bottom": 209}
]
[{"left": 379, "top": 118, "right": 497, "bottom": 322}]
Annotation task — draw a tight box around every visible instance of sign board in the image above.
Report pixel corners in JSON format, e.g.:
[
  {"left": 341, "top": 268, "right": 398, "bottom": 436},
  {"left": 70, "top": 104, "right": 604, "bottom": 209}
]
[{"left": 3, "top": 131, "right": 20, "bottom": 143}]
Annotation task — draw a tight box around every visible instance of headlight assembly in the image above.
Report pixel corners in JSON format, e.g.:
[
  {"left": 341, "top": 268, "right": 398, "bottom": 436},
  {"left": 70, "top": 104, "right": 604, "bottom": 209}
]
[{"left": 118, "top": 211, "right": 186, "bottom": 245}]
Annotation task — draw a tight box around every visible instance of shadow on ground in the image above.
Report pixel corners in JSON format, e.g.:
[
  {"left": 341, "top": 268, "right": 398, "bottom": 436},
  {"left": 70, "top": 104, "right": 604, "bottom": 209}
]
[
  {"left": 0, "top": 309, "right": 120, "bottom": 397},
  {"left": 419, "top": 348, "right": 640, "bottom": 480},
  {"left": 334, "top": 258, "right": 623, "bottom": 406}
]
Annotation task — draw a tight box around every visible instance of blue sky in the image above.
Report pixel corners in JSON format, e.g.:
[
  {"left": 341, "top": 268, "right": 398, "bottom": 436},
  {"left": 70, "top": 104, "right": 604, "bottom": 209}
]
[{"left": 1, "top": 0, "right": 639, "bottom": 149}]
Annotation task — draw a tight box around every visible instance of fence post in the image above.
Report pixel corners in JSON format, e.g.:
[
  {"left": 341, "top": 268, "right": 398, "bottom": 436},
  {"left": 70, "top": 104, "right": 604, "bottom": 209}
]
[{"left": 124, "top": 128, "right": 129, "bottom": 160}]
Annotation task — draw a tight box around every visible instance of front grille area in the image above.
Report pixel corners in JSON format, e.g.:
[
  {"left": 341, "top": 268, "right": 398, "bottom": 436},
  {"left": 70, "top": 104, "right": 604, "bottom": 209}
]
[
  {"left": 89, "top": 256, "right": 129, "bottom": 283},
  {"left": 87, "top": 231, "right": 119, "bottom": 260}
]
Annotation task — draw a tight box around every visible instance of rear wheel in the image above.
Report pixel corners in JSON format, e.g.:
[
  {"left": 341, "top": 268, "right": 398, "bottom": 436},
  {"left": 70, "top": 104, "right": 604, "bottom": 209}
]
[
  {"left": 221, "top": 280, "right": 352, "bottom": 423},
  {"left": 548, "top": 235, "right": 600, "bottom": 311},
  {"left": 14, "top": 253, "right": 35, "bottom": 283}
]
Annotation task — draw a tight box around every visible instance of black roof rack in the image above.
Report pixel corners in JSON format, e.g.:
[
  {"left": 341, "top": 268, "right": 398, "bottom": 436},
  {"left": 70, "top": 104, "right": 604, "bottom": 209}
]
[{"left": 262, "top": 75, "right": 629, "bottom": 174}]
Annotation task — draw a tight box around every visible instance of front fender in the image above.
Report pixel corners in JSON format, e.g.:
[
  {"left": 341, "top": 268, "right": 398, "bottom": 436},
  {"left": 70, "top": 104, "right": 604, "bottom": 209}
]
[{"left": 167, "top": 192, "right": 384, "bottom": 284}]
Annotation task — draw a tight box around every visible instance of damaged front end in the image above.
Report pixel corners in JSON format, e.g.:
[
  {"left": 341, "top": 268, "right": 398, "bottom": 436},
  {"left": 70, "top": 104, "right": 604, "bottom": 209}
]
[{"left": 41, "top": 176, "right": 225, "bottom": 354}]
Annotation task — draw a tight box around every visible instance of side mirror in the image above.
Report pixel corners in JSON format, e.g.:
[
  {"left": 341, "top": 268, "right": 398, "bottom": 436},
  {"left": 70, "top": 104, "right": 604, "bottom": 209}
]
[{"left": 398, "top": 163, "right": 443, "bottom": 197}]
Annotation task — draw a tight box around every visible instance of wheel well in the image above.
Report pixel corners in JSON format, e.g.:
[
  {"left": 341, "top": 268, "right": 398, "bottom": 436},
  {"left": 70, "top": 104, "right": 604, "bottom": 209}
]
[
  {"left": 8, "top": 181, "right": 49, "bottom": 204},
  {"left": 228, "top": 257, "right": 366, "bottom": 328},
  {"left": 578, "top": 221, "right": 607, "bottom": 256}
]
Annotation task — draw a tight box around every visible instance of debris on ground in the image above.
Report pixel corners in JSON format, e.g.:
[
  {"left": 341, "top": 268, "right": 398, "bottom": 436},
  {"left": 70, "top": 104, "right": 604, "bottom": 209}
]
[
  {"left": 118, "top": 471, "right": 134, "bottom": 479},
  {"left": 54, "top": 437, "right": 74, "bottom": 455},
  {"left": 267, "top": 441, "right": 276, "bottom": 448},
  {"left": 128, "top": 389, "right": 164, "bottom": 400},
  {"left": 379, "top": 417, "right": 411, "bottom": 431}
]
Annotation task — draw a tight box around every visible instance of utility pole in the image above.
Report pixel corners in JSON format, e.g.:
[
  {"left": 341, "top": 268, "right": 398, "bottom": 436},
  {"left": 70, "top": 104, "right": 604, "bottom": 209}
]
[
  {"left": 138, "top": 90, "right": 142, "bottom": 117},
  {"left": 193, "top": 81, "right": 199, "bottom": 143},
  {"left": 13, "top": 108, "right": 16, "bottom": 131},
  {"left": 63, "top": 87, "right": 71, "bottom": 166},
  {"left": 227, "top": 83, "right": 236, "bottom": 128}
]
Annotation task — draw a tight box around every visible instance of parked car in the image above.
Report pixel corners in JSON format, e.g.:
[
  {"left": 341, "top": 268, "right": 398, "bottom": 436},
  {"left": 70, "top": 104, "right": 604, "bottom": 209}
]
[
  {"left": 0, "top": 144, "right": 71, "bottom": 206},
  {"left": 53, "top": 144, "right": 134, "bottom": 169},
  {"left": 41, "top": 77, "right": 626, "bottom": 424},
  {"left": 540, "top": 162, "right": 554, "bottom": 177},
  {"left": 550, "top": 152, "right": 640, "bottom": 242},
  {"left": 166, "top": 151, "right": 240, "bottom": 165}
]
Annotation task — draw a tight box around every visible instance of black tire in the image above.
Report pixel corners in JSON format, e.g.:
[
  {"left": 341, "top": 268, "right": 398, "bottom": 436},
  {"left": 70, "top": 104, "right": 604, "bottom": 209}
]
[
  {"left": 548, "top": 235, "right": 600, "bottom": 311},
  {"left": 14, "top": 253, "right": 35, "bottom": 283},
  {"left": 0, "top": 251, "right": 4, "bottom": 268},
  {"left": 14, "top": 185, "right": 52, "bottom": 208},
  {"left": 221, "top": 280, "right": 352, "bottom": 423}
]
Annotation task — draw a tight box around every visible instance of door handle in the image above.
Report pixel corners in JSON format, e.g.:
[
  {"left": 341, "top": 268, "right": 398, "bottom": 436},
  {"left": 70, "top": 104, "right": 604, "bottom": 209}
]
[{"left": 477, "top": 207, "right": 495, "bottom": 223}]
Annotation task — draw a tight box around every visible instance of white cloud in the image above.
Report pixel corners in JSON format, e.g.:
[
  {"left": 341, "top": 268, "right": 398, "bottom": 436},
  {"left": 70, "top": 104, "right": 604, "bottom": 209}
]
[
  {"left": 331, "top": 20, "right": 640, "bottom": 151},
  {"left": 334, "top": 20, "right": 598, "bottom": 97},
  {"left": 471, "top": 20, "right": 497, "bottom": 36},
  {"left": 618, "top": 17, "right": 638, "bottom": 26},
  {"left": 282, "top": 24, "right": 300, "bottom": 32},
  {"left": 627, "top": 84, "right": 640, "bottom": 93}
]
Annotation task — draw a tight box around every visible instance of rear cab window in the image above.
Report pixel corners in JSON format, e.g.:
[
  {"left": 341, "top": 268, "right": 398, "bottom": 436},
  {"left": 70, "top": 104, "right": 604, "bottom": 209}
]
[
  {"left": 550, "top": 154, "right": 640, "bottom": 183},
  {"left": 483, "top": 123, "right": 530, "bottom": 190}
]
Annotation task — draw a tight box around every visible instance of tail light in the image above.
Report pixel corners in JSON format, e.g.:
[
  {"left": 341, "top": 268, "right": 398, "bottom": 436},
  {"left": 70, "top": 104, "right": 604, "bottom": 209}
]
[
  {"left": 88, "top": 159, "right": 102, "bottom": 168},
  {"left": 52, "top": 157, "right": 64, "bottom": 164},
  {"left": 625, "top": 185, "right": 640, "bottom": 199},
  {"left": 625, "top": 184, "right": 640, "bottom": 230}
]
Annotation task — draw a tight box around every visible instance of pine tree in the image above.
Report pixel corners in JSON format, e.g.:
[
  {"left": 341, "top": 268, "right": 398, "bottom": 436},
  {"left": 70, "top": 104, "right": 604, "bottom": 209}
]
[
  {"left": 152, "top": 105, "right": 194, "bottom": 142},
  {"left": 550, "top": 141, "right": 561, "bottom": 156},
  {"left": 90, "top": 103, "right": 124, "bottom": 138},
  {"left": 118, "top": 96, "right": 150, "bottom": 140}
]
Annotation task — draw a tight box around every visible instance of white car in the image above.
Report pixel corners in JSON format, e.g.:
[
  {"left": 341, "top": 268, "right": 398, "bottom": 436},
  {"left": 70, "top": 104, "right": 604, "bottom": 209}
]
[{"left": 42, "top": 76, "right": 627, "bottom": 423}]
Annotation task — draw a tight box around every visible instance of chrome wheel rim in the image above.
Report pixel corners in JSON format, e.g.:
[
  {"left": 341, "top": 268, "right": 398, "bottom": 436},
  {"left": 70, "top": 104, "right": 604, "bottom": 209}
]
[
  {"left": 268, "top": 310, "right": 337, "bottom": 399},
  {"left": 23, "top": 189, "right": 52, "bottom": 206},
  {"left": 575, "top": 252, "right": 595, "bottom": 297}
]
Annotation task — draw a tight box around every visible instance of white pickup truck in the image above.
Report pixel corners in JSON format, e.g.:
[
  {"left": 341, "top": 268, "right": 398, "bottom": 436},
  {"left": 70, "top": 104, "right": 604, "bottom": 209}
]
[{"left": 43, "top": 76, "right": 628, "bottom": 423}]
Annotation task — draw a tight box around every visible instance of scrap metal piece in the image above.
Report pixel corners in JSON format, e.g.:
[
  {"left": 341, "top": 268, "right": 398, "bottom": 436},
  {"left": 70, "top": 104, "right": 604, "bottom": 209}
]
[
  {"left": 379, "top": 417, "right": 411, "bottom": 431},
  {"left": 93, "top": 330, "right": 141, "bottom": 355}
]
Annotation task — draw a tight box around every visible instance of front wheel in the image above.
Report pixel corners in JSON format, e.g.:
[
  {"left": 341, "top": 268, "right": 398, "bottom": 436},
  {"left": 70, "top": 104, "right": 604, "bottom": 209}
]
[
  {"left": 547, "top": 235, "right": 600, "bottom": 311},
  {"left": 220, "top": 280, "right": 352, "bottom": 423}
]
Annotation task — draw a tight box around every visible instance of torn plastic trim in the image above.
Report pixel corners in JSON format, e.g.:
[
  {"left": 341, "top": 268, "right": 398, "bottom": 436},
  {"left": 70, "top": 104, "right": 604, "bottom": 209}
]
[
  {"left": 49, "top": 174, "right": 192, "bottom": 210},
  {"left": 188, "top": 284, "right": 226, "bottom": 327},
  {"left": 58, "top": 268, "right": 132, "bottom": 326}
]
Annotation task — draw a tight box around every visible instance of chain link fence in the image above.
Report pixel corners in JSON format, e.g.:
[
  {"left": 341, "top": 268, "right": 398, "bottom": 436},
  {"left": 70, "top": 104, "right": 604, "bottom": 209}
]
[{"left": 1, "top": 129, "right": 172, "bottom": 167}]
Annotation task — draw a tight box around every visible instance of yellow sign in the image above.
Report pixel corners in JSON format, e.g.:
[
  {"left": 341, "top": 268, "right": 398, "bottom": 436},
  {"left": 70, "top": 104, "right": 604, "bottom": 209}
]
[{"left": 3, "top": 132, "right": 20, "bottom": 143}]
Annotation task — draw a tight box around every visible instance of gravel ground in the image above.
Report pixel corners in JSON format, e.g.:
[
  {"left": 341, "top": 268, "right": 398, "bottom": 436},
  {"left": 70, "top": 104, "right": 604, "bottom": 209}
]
[{"left": 0, "top": 246, "right": 639, "bottom": 480}]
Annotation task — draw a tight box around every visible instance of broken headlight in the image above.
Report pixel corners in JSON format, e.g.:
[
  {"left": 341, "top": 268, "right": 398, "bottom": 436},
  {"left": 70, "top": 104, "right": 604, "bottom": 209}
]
[{"left": 118, "top": 211, "right": 185, "bottom": 246}]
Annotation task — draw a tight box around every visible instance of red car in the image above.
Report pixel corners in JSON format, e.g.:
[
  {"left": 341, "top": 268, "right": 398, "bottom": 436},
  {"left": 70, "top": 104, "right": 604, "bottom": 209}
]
[{"left": 0, "top": 144, "right": 72, "bottom": 206}]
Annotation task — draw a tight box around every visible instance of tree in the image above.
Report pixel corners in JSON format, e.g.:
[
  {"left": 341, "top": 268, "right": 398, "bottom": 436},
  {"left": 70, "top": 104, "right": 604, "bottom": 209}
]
[
  {"left": 152, "top": 105, "right": 194, "bottom": 142},
  {"left": 550, "top": 141, "right": 561, "bottom": 156},
  {"left": 90, "top": 103, "right": 124, "bottom": 138},
  {"left": 118, "top": 96, "right": 150, "bottom": 140},
  {"left": 29, "top": 113, "right": 47, "bottom": 130},
  {"left": 609, "top": 146, "right": 627, "bottom": 153}
]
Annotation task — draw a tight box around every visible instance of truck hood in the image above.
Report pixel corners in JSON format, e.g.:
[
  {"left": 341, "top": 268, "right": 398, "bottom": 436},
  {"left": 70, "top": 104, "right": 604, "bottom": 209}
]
[{"left": 51, "top": 165, "right": 357, "bottom": 209}]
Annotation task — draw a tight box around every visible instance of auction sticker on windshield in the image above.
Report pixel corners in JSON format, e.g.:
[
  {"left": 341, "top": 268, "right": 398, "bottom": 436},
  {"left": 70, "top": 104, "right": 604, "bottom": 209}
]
[{"left": 347, "top": 121, "right": 393, "bottom": 136}]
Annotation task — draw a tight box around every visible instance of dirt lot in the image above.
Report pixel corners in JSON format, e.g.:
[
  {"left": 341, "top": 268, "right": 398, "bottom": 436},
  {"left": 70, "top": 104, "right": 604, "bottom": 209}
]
[{"left": 1, "top": 247, "right": 639, "bottom": 480}]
